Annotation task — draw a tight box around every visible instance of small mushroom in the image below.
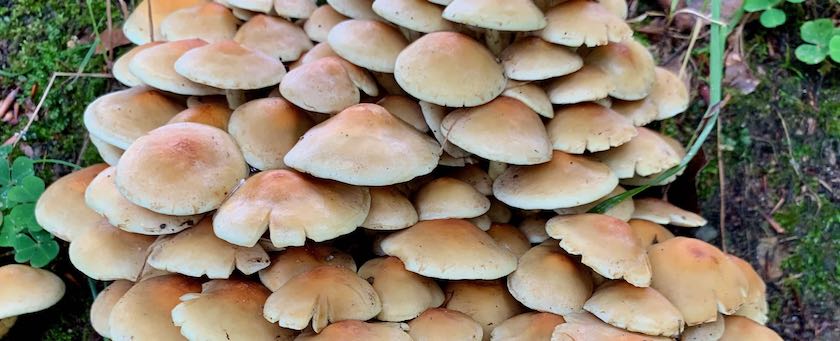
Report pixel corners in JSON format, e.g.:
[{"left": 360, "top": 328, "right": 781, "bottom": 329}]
[
  {"left": 444, "top": 280, "right": 526, "bottom": 341},
  {"left": 280, "top": 56, "right": 377, "bottom": 113},
  {"left": 362, "top": 187, "right": 419, "bottom": 230},
  {"left": 90, "top": 280, "right": 134, "bottom": 339},
  {"left": 584, "top": 281, "right": 684, "bottom": 337},
  {"left": 650, "top": 67, "right": 690, "bottom": 120},
  {"left": 442, "top": 0, "right": 546, "bottom": 31},
  {"left": 507, "top": 242, "right": 593, "bottom": 315},
  {"left": 554, "top": 185, "right": 635, "bottom": 222},
  {"left": 500, "top": 36, "right": 582, "bottom": 81},
  {"left": 547, "top": 102, "right": 638, "bottom": 154},
  {"left": 628, "top": 219, "right": 675, "bottom": 248},
  {"left": 129, "top": 39, "right": 226, "bottom": 96},
  {"left": 34, "top": 163, "right": 108, "bottom": 242},
  {"left": 419, "top": 100, "right": 470, "bottom": 158},
  {"left": 729, "top": 255, "right": 769, "bottom": 325},
  {"left": 518, "top": 217, "right": 549, "bottom": 244},
  {"left": 719, "top": 316, "right": 783, "bottom": 341},
  {"left": 611, "top": 97, "right": 660, "bottom": 127},
  {"left": 681, "top": 314, "right": 725, "bottom": 341},
  {"left": 122, "top": 0, "right": 205, "bottom": 44},
  {"left": 167, "top": 99, "right": 232, "bottom": 130},
  {"left": 632, "top": 198, "right": 708, "bottom": 227},
  {"left": 0, "top": 264, "right": 65, "bottom": 320},
  {"left": 376, "top": 95, "right": 429, "bottom": 132},
  {"left": 486, "top": 223, "right": 531, "bottom": 258},
  {"left": 227, "top": 98, "right": 314, "bottom": 170},
  {"left": 160, "top": 3, "right": 239, "bottom": 43},
  {"left": 296, "top": 320, "right": 411, "bottom": 341},
  {"left": 414, "top": 177, "right": 490, "bottom": 220},
  {"left": 586, "top": 39, "right": 656, "bottom": 100},
  {"left": 328, "top": 19, "right": 409, "bottom": 73},
  {"left": 83, "top": 87, "right": 185, "bottom": 149},
  {"left": 490, "top": 312, "right": 565, "bottom": 341},
  {"left": 541, "top": 0, "right": 631, "bottom": 47},
  {"left": 408, "top": 308, "right": 484, "bottom": 341},
  {"left": 446, "top": 164, "right": 493, "bottom": 195},
  {"left": 112, "top": 42, "right": 164, "bottom": 87},
  {"left": 274, "top": 0, "right": 318, "bottom": 18},
  {"left": 89, "top": 135, "right": 125, "bottom": 166},
  {"left": 69, "top": 220, "right": 156, "bottom": 281},
  {"left": 303, "top": 5, "right": 349, "bottom": 42},
  {"left": 109, "top": 274, "right": 202, "bottom": 341},
  {"left": 358, "top": 257, "right": 445, "bottom": 321},
  {"left": 372, "top": 0, "right": 455, "bottom": 33},
  {"left": 234, "top": 15, "right": 313, "bottom": 62},
  {"left": 175, "top": 40, "right": 287, "bottom": 90},
  {"left": 259, "top": 244, "right": 357, "bottom": 291},
  {"left": 545, "top": 65, "right": 614, "bottom": 105},
  {"left": 502, "top": 81, "right": 554, "bottom": 118},
  {"left": 327, "top": 0, "right": 381, "bottom": 20},
  {"left": 552, "top": 312, "right": 673, "bottom": 341},
  {"left": 594, "top": 127, "right": 682, "bottom": 178}
]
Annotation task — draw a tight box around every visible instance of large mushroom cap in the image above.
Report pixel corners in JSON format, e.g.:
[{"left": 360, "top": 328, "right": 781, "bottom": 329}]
[
  {"left": 213, "top": 169, "right": 370, "bottom": 248},
  {"left": 328, "top": 19, "right": 408, "bottom": 72},
  {"left": 651, "top": 67, "right": 690, "bottom": 120},
  {"left": 507, "top": 243, "right": 593, "bottom": 315},
  {"left": 113, "top": 42, "right": 164, "bottom": 87},
  {"left": 83, "top": 87, "right": 185, "bottom": 149},
  {"left": 553, "top": 185, "right": 635, "bottom": 222},
  {"left": 0, "top": 264, "right": 65, "bottom": 319},
  {"left": 490, "top": 312, "right": 566, "bottom": 341},
  {"left": 109, "top": 274, "right": 202, "bottom": 341},
  {"left": 175, "top": 40, "right": 287, "bottom": 89},
  {"left": 586, "top": 39, "right": 656, "bottom": 100},
  {"left": 263, "top": 266, "right": 382, "bottom": 332},
  {"left": 296, "top": 320, "right": 411, "bottom": 341},
  {"left": 414, "top": 177, "right": 490, "bottom": 220},
  {"left": 648, "top": 237, "right": 749, "bottom": 326},
  {"left": 545, "top": 64, "right": 614, "bottom": 105},
  {"left": 628, "top": 219, "right": 674, "bottom": 248},
  {"left": 358, "top": 257, "right": 445, "bottom": 321},
  {"left": 408, "top": 308, "right": 484, "bottom": 341},
  {"left": 541, "top": 0, "right": 631, "bottom": 47},
  {"left": 493, "top": 151, "right": 618, "bottom": 210},
  {"left": 632, "top": 198, "right": 708, "bottom": 227},
  {"left": 234, "top": 15, "right": 313, "bottom": 62},
  {"left": 69, "top": 220, "right": 156, "bottom": 281},
  {"left": 594, "top": 127, "right": 681, "bottom": 178},
  {"left": 34, "top": 164, "right": 107, "bottom": 242},
  {"left": 362, "top": 187, "right": 419, "bottom": 230},
  {"left": 444, "top": 280, "right": 526, "bottom": 341},
  {"left": 394, "top": 32, "right": 506, "bottom": 107},
  {"left": 160, "top": 2, "right": 238, "bottom": 43},
  {"left": 172, "top": 280, "right": 295, "bottom": 341},
  {"left": 284, "top": 103, "right": 441, "bottom": 186},
  {"left": 122, "top": 0, "right": 206, "bottom": 45},
  {"left": 259, "top": 245, "right": 356, "bottom": 291},
  {"left": 116, "top": 122, "right": 248, "bottom": 215},
  {"left": 547, "top": 102, "right": 638, "bottom": 154},
  {"left": 281, "top": 56, "right": 371, "bottom": 114},
  {"left": 90, "top": 280, "right": 133, "bottom": 338},
  {"left": 442, "top": 0, "right": 546, "bottom": 31},
  {"left": 372, "top": 0, "right": 455, "bottom": 33},
  {"left": 500, "top": 36, "right": 582, "bottom": 81},
  {"left": 486, "top": 223, "right": 531, "bottom": 258},
  {"left": 729, "top": 255, "right": 769, "bottom": 324},
  {"left": 129, "top": 39, "right": 225, "bottom": 96},
  {"left": 584, "top": 281, "right": 684, "bottom": 336},
  {"left": 719, "top": 316, "right": 783, "bottom": 341},
  {"left": 303, "top": 5, "right": 349, "bottom": 42},
  {"left": 228, "top": 98, "right": 315, "bottom": 170},
  {"left": 381, "top": 219, "right": 517, "bottom": 280},
  {"left": 551, "top": 312, "right": 673, "bottom": 341}
]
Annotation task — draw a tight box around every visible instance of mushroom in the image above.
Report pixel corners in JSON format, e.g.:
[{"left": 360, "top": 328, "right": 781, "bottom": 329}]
[
  {"left": 408, "top": 308, "right": 484, "bottom": 341},
  {"left": 552, "top": 312, "right": 673, "bottom": 341},
  {"left": 167, "top": 98, "right": 232, "bottom": 130},
  {"left": 611, "top": 97, "right": 660, "bottom": 127},
  {"left": 545, "top": 65, "right": 614, "bottom": 105},
  {"left": 631, "top": 198, "right": 708, "bottom": 227},
  {"left": 486, "top": 223, "right": 531, "bottom": 258},
  {"left": 263, "top": 266, "right": 382, "bottom": 332},
  {"left": 681, "top": 314, "right": 725, "bottom": 341},
  {"left": 109, "top": 274, "right": 202, "bottom": 341},
  {"left": 122, "top": 0, "right": 206, "bottom": 44},
  {"left": 69, "top": 220, "right": 156, "bottom": 281},
  {"left": 490, "top": 312, "right": 566, "bottom": 341},
  {"left": 620, "top": 134, "right": 687, "bottom": 186},
  {"left": 274, "top": 0, "right": 318, "bottom": 18},
  {"left": 83, "top": 87, "right": 185, "bottom": 149},
  {"left": 328, "top": 19, "right": 409, "bottom": 73},
  {"left": 234, "top": 15, "right": 313, "bottom": 62},
  {"left": 628, "top": 219, "right": 675, "bottom": 248},
  {"left": 444, "top": 280, "right": 526, "bottom": 341},
  {"left": 258, "top": 244, "right": 357, "bottom": 291},
  {"left": 34, "top": 164, "right": 108, "bottom": 242},
  {"left": 599, "top": 0, "right": 628, "bottom": 19},
  {"left": 442, "top": 0, "right": 545, "bottom": 31},
  {"left": 446, "top": 164, "right": 493, "bottom": 195},
  {"left": 228, "top": 0, "right": 274, "bottom": 13},
  {"left": 729, "top": 255, "right": 769, "bottom": 324},
  {"left": 303, "top": 5, "right": 349, "bottom": 42},
  {"left": 376, "top": 95, "right": 429, "bottom": 132},
  {"left": 518, "top": 217, "right": 550, "bottom": 244},
  {"left": 502, "top": 81, "right": 554, "bottom": 118},
  {"left": 372, "top": 0, "right": 455, "bottom": 33},
  {"left": 90, "top": 280, "right": 134, "bottom": 339},
  {"left": 129, "top": 39, "right": 226, "bottom": 96},
  {"left": 584, "top": 281, "right": 684, "bottom": 337},
  {"left": 547, "top": 102, "right": 638, "bottom": 154},
  {"left": 414, "top": 177, "right": 491, "bottom": 220},
  {"left": 227, "top": 98, "right": 314, "bottom": 170},
  {"left": 650, "top": 67, "right": 690, "bottom": 120},
  {"left": 469, "top": 214, "right": 493, "bottom": 231},
  {"left": 358, "top": 257, "right": 445, "bottom": 322},
  {"left": 553, "top": 185, "right": 635, "bottom": 222},
  {"left": 719, "top": 316, "right": 783, "bottom": 341},
  {"left": 541, "top": 0, "right": 631, "bottom": 47},
  {"left": 160, "top": 3, "right": 239, "bottom": 43},
  {"left": 362, "top": 187, "right": 419, "bottom": 230},
  {"left": 0, "top": 264, "right": 65, "bottom": 322},
  {"left": 586, "top": 39, "right": 656, "bottom": 100},
  {"left": 280, "top": 56, "right": 377, "bottom": 113},
  {"left": 89, "top": 135, "right": 125, "bottom": 166},
  {"left": 296, "top": 320, "right": 411, "bottom": 341},
  {"left": 419, "top": 100, "right": 471, "bottom": 158},
  {"left": 500, "top": 36, "right": 583, "bottom": 81},
  {"left": 507, "top": 242, "right": 593, "bottom": 315},
  {"left": 174, "top": 40, "right": 287, "bottom": 90},
  {"left": 112, "top": 42, "right": 164, "bottom": 87},
  {"left": 487, "top": 198, "right": 513, "bottom": 223},
  {"left": 327, "top": 0, "right": 381, "bottom": 20},
  {"left": 213, "top": 169, "right": 370, "bottom": 248},
  {"left": 594, "top": 127, "right": 682, "bottom": 179}
]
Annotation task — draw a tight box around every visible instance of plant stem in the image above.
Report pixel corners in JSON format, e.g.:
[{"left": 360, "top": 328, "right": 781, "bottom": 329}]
[
  {"left": 32, "top": 159, "right": 82, "bottom": 170},
  {"left": 87, "top": 277, "right": 99, "bottom": 299}
]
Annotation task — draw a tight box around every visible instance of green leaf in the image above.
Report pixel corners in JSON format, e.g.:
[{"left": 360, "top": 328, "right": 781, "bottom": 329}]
[
  {"left": 6, "top": 175, "right": 45, "bottom": 203},
  {"left": 760, "top": 8, "right": 786, "bottom": 28},
  {"left": 830, "top": 36, "right": 840, "bottom": 63},
  {"left": 0, "top": 145, "right": 12, "bottom": 159},
  {"left": 12, "top": 231, "right": 59, "bottom": 268},
  {"left": 795, "top": 44, "right": 828, "bottom": 64},
  {"left": 10, "top": 157, "right": 34, "bottom": 185},
  {"left": 8, "top": 203, "right": 41, "bottom": 232},
  {"left": 744, "top": 0, "right": 779, "bottom": 12},
  {"left": 786, "top": 0, "right": 805, "bottom": 3},
  {"left": 0, "top": 159, "right": 10, "bottom": 190},
  {"left": 800, "top": 19, "right": 836, "bottom": 45}
]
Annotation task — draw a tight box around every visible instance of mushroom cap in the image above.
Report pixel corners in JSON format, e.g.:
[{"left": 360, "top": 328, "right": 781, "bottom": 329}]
[
  {"left": 116, "top": 122, "right": 248, "bottom": 215},
  {"left": 86, "top": 167, "right": 203, "bottom": 235},
  {"left": 281, "top": 56, "right": 376, "bottom": 113},
  {"left": 442, "top": 0, "right": 546, "bottom": 31},
  {"left": 381, "top": 219, "right": 517, "bottom": 280},
  {"left": 493, "top": 151, "right": 618, "bottom": 210},
  {"left": 502, "top": 81, "right": 554, "bottom": 118},
  {"left": 327, "top": 0, "right": 381, "bottom": 20},
  {"left": 518, "top": 217, "right": 549, "bottom": 243},
  {"left": 394, "top": 32, "right": 505, "bottom": 107},
  {"left": 109, "top": 274, "right": 202, "bottom": 341},
  {"left": 263, "top": 266, "right": 382, "bottom": 332},
  {"left": 83, "top": 87, "right": 185, "bottom": 149},
  {"left": 259, "top": 244, "right": 357, "bottom": 291},
  {"left": 500, "top": 37, "right": 583, "bottom": 81},
  {"left": 303, "top": 5, "right": 349, "bottom": 42},
  {"left": 551, "top": 312, "right": 673, "bottom": 341},
  {"left": 296, "top": 321, "right": 411, "bottom": 341},
  {"left": 611, "top": 97, "right": 660, "bottom": 126},
  {"left": 89, "top": 135, "right": 125, "bottom": 166},
  {"left": 235, "top": 15, "right": 313, "bottom": 62},
  {"left": 213, "top": 169, "right": 370, "bottom": 248},
  {"left": 284, "top": 103, "right": 441, "bottom": 186},
  {"left": 620, "top": 134, "right": 687, "bottom": 187},
  {"left": 376, "top": 95, "right": 429, "bottom": 132},
  {"left": 419, "top": 100, "right": 470, "bottom": 158},
  {"left": 414, "top": 177, "right": 490, "bottom": 220},
  {"left": 546, "top": 214, "right": 652, "bottom": 286},
  {"left": 358, "top": 257, "right": 445, "bottom": 321},
  {"left": 372, "top": 0, "right": 455, "bottom": 32},
  {"left": 122, "top": 0, "right": 205, "bottom": 45},
  {"left": 681, "top": 315, "right": 724, "bottom": 341},
  {"left": 469, "top": 214, "right": 492, "bottom": 231},
  {"left": 172, "top": 280, "right": 295, "bottom": 341},
  {"left": 274, "top": 0, "right": 318, "bottom": 18},
  {"left": 441, "top": 97, "right": 552, "bottom": 165},
  {"left": 599, "top": 0, "right": 628, "bottom": 19},
  {"left": 447, "top": 164, "right": 493, "bottom": 196},
  {"left": 651, "top": 67, "right": 690, "bottom": 120},
  {"left": 0, "top": 264, "right": 65, "bottom": 319},
  {"left": 229, "top": 0, "right": 273, "bottom": 13},
  {"left": 444, "top": 280, "right": 526, "bottom": 340},
  {"left": 628, "top": 219, "right": 674, "bottom": 248},
  {"left": 545, "top": 65, "right": 614, "bottom": 104},
  {"left": 553, "top": 185, "right": 635, "bottom": 221},
  {"left": 228, "top": 98, "right": 315, "bottom": 170},
  {"left": 632, "top": 198, "right": 708, "bottom": 227},
  {"left": 541, "top": 0, "right": 631, "bottom": 47},
  {"left": 584, "top": 281, "right": 684, "bottom": 336},
  {"left": 175, "top": 40, "right": 287, "bottom": 89},
  {"left": 547, "top": 102, "right": 638, "bottom": 153},
  {"left": 594, "top": 127, "right": 681, "bottom": 178},
  {"left": 729, "top": 255, "right": 769, "bottom": 325},
  {"left": 129, "top": 39, "right": 225, "bottom": 96},
  {"left": 490, "top": 312, "right": 565, "bottom": 341},
  {"left": 719, "top": 316, "right": 782, "bottom": 341},
  {"left": 486, "top": 223, "right": 531, "bottom": 258},
  {"left": 160, "top": 2, "right": 239, "bottom": 43},
  {"left": 90, "top": 280, "right": 133, "bottom": 338},
  {"left": 362, "top": 187, "right": 419, "bottom": 230},
  {"left": 113, "top": 42, "right": 164, "bottom": 87},
  {"left": 34, "top": 163, "right": 107, "bottom": 242},
  {"left": 408, "top": 308, "right": 484, "bottom": 341},
  {"left": 167, "top": 100, "right": 232, "bottom": 130},
  {"left": 328, "top": 19, "right": 408, "bottom": 73},
  {"left": 507, "top": 243, "right": 593, "bottom": 315},
  {"left": 69, "top": 220, "right": 156, "bottom": 281},
  {"left": 648, "top": 237, "right": 749, "bottom": 326},
  {"left": 586, "top": 39, "right": 656, "bottom": 100}
]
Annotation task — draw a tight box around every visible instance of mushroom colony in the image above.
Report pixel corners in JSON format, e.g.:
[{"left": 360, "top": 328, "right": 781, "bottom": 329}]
[{"left": 16, "top": 0, "right": 785, "bottom": 340}]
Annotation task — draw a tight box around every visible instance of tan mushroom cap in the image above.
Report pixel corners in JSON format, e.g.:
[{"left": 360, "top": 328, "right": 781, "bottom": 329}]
[
  {"left": 447, "top": 164, "right": 492, "bottom": 195},
  {"left": 235, "top": 15, "right": 313, "bottom": 62},
  {"left": 632, "top": 198, "right": 708, "bottom": 227},
  {"left": 86, "top": 167, "right": 203, "bottom": 235},
  {"left": 541, "top": 0, "right": 631, "bottom": 47},
  {"left": 490, "top": 312, "right": 565, "bottom": 341},
  {"left": 259, "top": 245, "right": 357, "bottom": 291},
  {"left": 328, "top": 20, "right": 408, "bottom": 73},
  {"left": 167, "top": 100, "right": 231, "bottom": 130},
  {"left": 129, "top": 39, "right": 225, "bottom": 96},
  {"left": 648, "top": 237, "right": 749, "bottom": 326},
  {"left": 553, "top": 185, "right": 635, "bottom": 222},
  {"left": 116, "top": 123, "right": 248, "bottom": 215},
  {"left": 414, "top": 177, "right": 490, "bottom": 220},
  {"left": 90, "top": 135, "right": 124, "bottom": 166},
  {"left": 373, "top": 0, "right": 455, "bottom": 32},
  {"left": 518, "top": 217, "right": 549, "bottom": 243},
  {"left": 409, "top": 308, "right": 483, "bottom": 341},
  {"left": 214, "top": 169, "right": 370, "bottom": 248},
  {"left": 376, "top": 95, "right": 429, "bottom": 132},
  {"left": 586, "top": 39, "right": 656, "bottom": 100},
  {"left": 729, "top": 255, "right": 769, "bottom": 324},
  {"left": 280, "top": 56, "right": 373, "bottom": 113},
  {"left": 681, "top": 314, "right": 724, "bottom": 341},
  {"left": 507, "top": 243, "right": 593, "bottom": 315},
  {"left": 419, "top": 101, "right": 470, "bottom": 158},
  {"left": 502, "top": 81, "right": 554, "bottom": 118},
  {"left": 109, "top": 274, "right": 201, "bottom": 341},
  {"left": 69, "top": 220, "right": 156, "bottom": 281},
  {"left": 175, "top": 40, "right": 287, "bottom": 89},
  {"left": 584, "top": 281, "right": 684, "bottom": 336},
  {"left": 161, "top": 3, "right": 238, "bottom": 43},
  {"left": 547, "top": 102, "right": 638, "bottom": 154},
  {"left": 611, "top": 97, "right": 660, "bottom": 126},
  {"left": 297, "top": 321, "right": 411, "bottom": 341},
  {"left": 327, "top": 0, "right": 381, "bottom": 19},
  {"left": 228, "top": 98, "right": 314, "bottom": 170},
  {"left": 34, "top": 164, "right": 107, "bottom": 242},
  {"left": 0, "top": 264, "right": 65, "bottom": 319},
  {"left": 381, "top": 219, "right": 517, "bottom": 280},
  {"left": 442, "top": 0, "right": 546, "bottom": 31},
  {"left": 493, "top": 151, "right": 619, "bottom": 210},
  {"left": 469, "top": 214, "right": 492, "bottom": 231},
  {"left": 545, "top": 65, "right": 614, "bottom": 104},
  {"left": 620, "top": 134, "right": 687, "bottom": 186},
  {"left": 274, "top": 0, "right": 318, "bottom": 18},
  {"left": 487, "top": 223, "right": 531, "bottom": 258},
  {"left": 229, "top": 0, "right": 273, "bottom": 13},
  {"left": 552, "top": 312, "right": 673, "bottom": 341},
  {"left": 263, "top": 266, "right": 382, "bottom": 332},
  {"left": 395, "top": 32, "right": 506, "bottom": 107},
  {"left": 501, "top": 37, "right": 582, "bottom": 81},
  {"left": 230, "top": 4, "right": 261, "bottom": 20},
  {"left": 651, "top": 67, "right": 690, "bottom": 120},
  {"left": 303, "top": 5, "right": 349, "bottom": 42},
  {"left": 599, "top": 0, "right": 628, "bottom": 19},
  {"left": 441, "top": 97, "right": 552, "bottom": 165},
  {"left": 83, "top": 87, "right": 185, "bottom": 149},
  {"left": 444, "top": 280, "right": 526, "bottom": 341},
  {"left": 284, "top": 103, "right": 441, "bottom": 186},
  {"left": 90, "top": 280, "right": 133, "bottom": 338},
  {"left": 629, "top": 219, "right": 674, "bottom": 248},
  {"left": 487, "top": 198, "right": 513, "bottom": 223},
  {"left": 720, "top": 316, "right": 782, "bottom": 341},
  {"left": 358, "top": 257, "right": 445, "bottom": 321},
  {"left": 362, "top": 187, "right": 419, "bottom": 230},
  {"left": 122, "top": 0, "right": 206, "bottom": 45},
  {"left": 172, "top": 280, "right": 295, "bottom": 341},
  {"left": 594, "top": 127, "right": 681, "bottom": 178},
  {"left": 113, "top": 42, "right": 164, "bottom": 87}
]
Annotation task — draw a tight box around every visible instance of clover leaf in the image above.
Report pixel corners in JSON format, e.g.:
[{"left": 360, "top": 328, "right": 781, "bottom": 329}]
[
  {"left": 795, "top": 19, "right": 839, "bottom": 64},
  {"left": 759, "top": 8, "right": 786, "bottom": 28},
  {"left": 744, "top": 0, "right": 782, "bottom": 12},
  {"left": 13, "top": 230, "right": 59, "bottom": 268},
  {"left": 830, "top": 36, "right": 840, "bottom": 63}
]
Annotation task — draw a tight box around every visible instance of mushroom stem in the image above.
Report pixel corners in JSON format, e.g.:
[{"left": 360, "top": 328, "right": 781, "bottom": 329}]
[
  {"left": 225, "top": 89, "right": 247, "bottom": 110},
  {"left": 488, "top": 161, "right": 508, "bottom": 180},
  {"left": 0, "top": 317, "right": 17, "bottom": 339},
  {"left": 484, "top": 29, "right": 511, "bottom": 55},
  {"left": 399, "top": 27, "right": 422, "bottom": 42}
]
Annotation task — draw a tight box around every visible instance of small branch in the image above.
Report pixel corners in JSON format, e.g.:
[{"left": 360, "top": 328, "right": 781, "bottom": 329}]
[{"left": 147, "top": 0, "right": 155, "bottom": 42}]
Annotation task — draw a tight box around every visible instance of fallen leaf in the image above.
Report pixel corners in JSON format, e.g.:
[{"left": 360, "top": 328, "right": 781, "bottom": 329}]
[
  {"left": 659, "top": 0, "right": 745, "bottom": 31},
  {"left": 96, "top": 27, "right": 131, "bottom": 54},
  {"left": 724, "top": 52, "right": 760, "bottom": 94},
  {"left": 756, "top": 237, "right": 785, "bottom": 281}
]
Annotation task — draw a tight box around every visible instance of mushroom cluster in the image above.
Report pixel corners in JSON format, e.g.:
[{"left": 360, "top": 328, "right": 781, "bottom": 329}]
[{"left": 32, "top": 0, "right": 783, "bottom": 340}]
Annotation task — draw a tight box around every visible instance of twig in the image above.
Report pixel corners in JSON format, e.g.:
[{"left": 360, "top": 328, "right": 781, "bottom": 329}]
[
  {"left": 680, "top": 19, "right": 704, "bottom": 79},
  {"left": 672, "top": 8, "right": 728, "bottom": 26},
  {"left": 106, "top": 0, "right": 114, "bottom": 67},
  {"left": 32, "top": 158, "right": 82, "bottom": 170},
  {"left": 717, "top": 106, "right": 727, "bottom": 252},
  {"left": 774, "top": 109, "right": 801, "bottom": 178},
  {"left": 147, "top": 0, "right": 155, "bottom": 42},
  {"left": 75, "top": 133, "right": 91, "bottom": 166}
]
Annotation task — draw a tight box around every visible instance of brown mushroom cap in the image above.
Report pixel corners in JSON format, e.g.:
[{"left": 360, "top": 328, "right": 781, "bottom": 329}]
[
  {"left": 280, "top": 56, "right": 370, "bottom": 114},
  {"left": 408, "top": 308, "right": 484, "bottom": 341},
  {"left": 362, "top": 187, "right": 419, "bottom": 230},
  {"left": 594, "top": 127, "right": 682, "bottom": 178},
  {"left": 112, "top": 42, "right": 164, "bottom": 87},
  {"left": 372, "top": 0, "right": 455, "bottom": 32},
  {"left": 303, "top": 5, "right": 349, "bottom": 42},
  {"left": 228, "top": 98, "right": 314, "bottom": 170},
  {"left": 69, "top": 220, "right": 156, "bottom": 281},
  {"left": 419, "top": 100, "right": 470, "bottom": 158},
  {"left": 229, "top": 0, "right": 274, "bottom": 13},
  {"left": 83, "top": 87, "right": 185, "bottom": 149},
  {"left": 632, "top": 198, "right": 708, "bottom": 227},
  {"left": 442, "top": 0, "right": 546, "bottom": 31},
  {"left": 376, "top": 95, "right": 429, "bottom": 132},
  {"left": 122, "top": 0, "right": 205, "bottom": 44},
  {"left": 175, "top": 40, "right": 287, "bottom": 89},
  {"left": 414, "top": 177, "right": 490, "bottom": 220},
  {"left": 258, "top": 244, "right": 357, "bottom": 291},
  {"left": 719, "top": 316, "right": 782, "bottom": 341},
  {"left": 167, "top": 99, "right": 232, "bottom": 130},
  {"left": 0, "top": 264, "right": 65, "bottom": 319},
  {"left": 547, "top": 102, "right": 638, "bottom": 154},
  {"left": 490, "top": 312, "right": 565, "bottom": 341},
  {"left": 502, "top": 81, "right": 554, "bottom": 118},
  {"left": 394, "top": 32, "right": 506, "bottom": 107},
  {"left": 553, "top": 185, "right": 635, "bottom": 222},
  {"left": 161, "top": 3, "right": 238, "bottom": 43},
  {"left": 611, "top": 97, "right": 660, "bottom": 126},
  {"left": 584, "top": 281, "right": 684, "bottom": 336},
  {"left": 327, "top": 0, "right": 381, "bottom": 20},
  {"left": 297, "top": 320, "right": 411, "bottom": 341},
  {"left": 274, "top": 0, "right": 318, "bottom": 18},
  {"left": 552, "top": 312, "right": 673, "bottom": 341},
  {"left": 328, "top": 19, "right": 408, "bottom": 73},
  {"left": 620, "top": 134, "right": 687, "bottom": 187},
  {"left": 447, "top": 164, "right": 493, "bottom": 196},
  {"left": 501, "top": 36, "right": 582, "bottom": 81},
  {"left": 651, "top": 67, "right": 690, "bottom": 120},
  {"left": 541, "top": 0, "right": 631, "bottom": 47},
  {"left": 129, "top": 39, "right": 226, "bottom": 96},
  {"left": 109, "top": 274, "right": 202, "bottom": 341},
  {"left": 681, "top": 314, "right": 725, "bottom": 341},
  {"left": 729, "top": 255, "right": 769, "bottom": 325},
  {"left": 234, "top": 15, "right": 313, "bottom": 62},
  {"left": 507, "top": 243, "right": 593, "bottom": 315},
  {"left": 486, "top": 223, "right": 531, "bottom": 258},
  {"left": 628, "top": 219, "right": 675, "bottom": 248},
  {"left": 586, "top": 39, "right": 657, "bottom": 100},
  {"left": 545, "top": 65, "right": 614, "bottom": 104},
  {"left": 518, "top": 217, "right": 549, "bottom": 243},
  {"left": 358, "top": 257, "right": 445, "bottom": 321},
  {"left": 34, "top": 164, "right": 107, "bottom": 242},
  {"left": 90, "top": 280, "right": 133, "bottom": 339},
  {"left": 648, "top": 237, "right": 749, "bottom": 326},
  {"left": 444, "top": 280, "right": 526, "bottom": 341}
]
